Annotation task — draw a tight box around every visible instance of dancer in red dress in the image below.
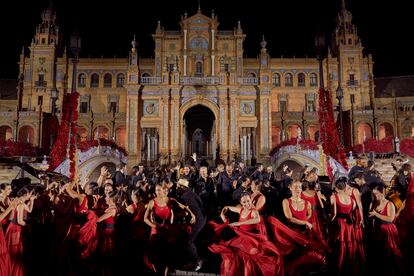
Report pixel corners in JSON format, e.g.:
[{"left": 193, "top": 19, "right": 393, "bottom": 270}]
[
  {"left": 97, "top": 191, "right": 117, "bottom": 257},
  {"left": 0, "top": 199, "right": 17, "bottom": 276},
  {"left": 369, "top": 184, "right": 404, "bottom": 276},
  {"left": 347, "top": 182, "right": 366, "bottom": 264},
  {"left": 268, "top": 180, "right": 327, "bottom": 276},
  {"left": 330, "top": 177, "right": 358, "bottom": 275},
  {"left": 250, "top": 180, "right": 268, "bottom": 236},
  {"left": 209, "top": 192, "right": 283, "bottom": 276},
  {"left": 144, "top": 182, "right": 196, "bottom": 275},
  {"left": 301, "top": 179, "right": 326, "bottom": 242},
  {"left": 5, "top": 188, "right": 35, "bottom": 276}
]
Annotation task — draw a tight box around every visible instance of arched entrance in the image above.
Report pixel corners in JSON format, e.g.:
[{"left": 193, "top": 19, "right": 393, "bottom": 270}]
[
  {"left": 183, "top": 105, "right": 215, "bottom": 159},
  {"left": 0, "top": 126, "right": 13, "bottom": 141},
  {"left": 378, "top": 122, "right": 394, "bottom": 140}
]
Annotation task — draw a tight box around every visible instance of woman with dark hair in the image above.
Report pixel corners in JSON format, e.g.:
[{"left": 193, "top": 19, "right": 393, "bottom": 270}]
[
  {"left": 369, "top": 184, "right": 404, "bottom": 276},
  {"left": 144, "top": 182, "right": 196, "bottom": 275},
  {"left": 0, "top": 199, "right": 17, "bottom": 276},
  {"left": 330, "top": 177, "right": 358, "bottom": 275},
  {"left": 301, "top": 179, "right": 325, "bottom": 242},
  {"left": 267, "top": 181, "right": 327, "bottom": 276},
  {"left": 97, "top": 191, "right": 117, "bottom": 257},
  {"left": 250, "top": 180, "right": 265, "bottom": 212},
  {"left": 209, "top": 192, "right": 283, "bottom": 276},
  {"left": 5, "top": 187, "right": 36, "bottom": 276}
]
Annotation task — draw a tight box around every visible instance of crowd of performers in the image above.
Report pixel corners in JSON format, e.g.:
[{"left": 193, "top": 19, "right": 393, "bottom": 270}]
[{"left": 0, "top": 154, "right": 414, "bottom": 276}]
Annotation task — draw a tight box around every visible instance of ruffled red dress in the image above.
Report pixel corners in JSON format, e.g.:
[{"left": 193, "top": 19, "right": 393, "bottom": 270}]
[
  {"left": 301, "top": 192, "right": 324, "bottom": 241},
  {"left": 267, "top": 199, "right": 327, "bottom": 276},
  {"left": 66, "top": 196, "right": 88, "bottom": 241},
  {"left": 209, "top": 208, "right": 283, "bottom": 276},
  {"left": 252, "top": 193, "right": 268, "bottom": 236},
  {"left": 374, "top": 201, "right": 403, "bottom": 273},
  {"left": 0, "top": 224, "right": 11, "bottom": 276},
  {"left": 5, "top": 205, "right": 27, "bottom": 276},
  {"left": 350, "top": 188, "right": 365, "bottom": 263},
  {"left": 331, "top": 194, "right": 356, "bottom": 273},
  {"left": 98, "top": 208, "right": 116, "bottom": 257}
]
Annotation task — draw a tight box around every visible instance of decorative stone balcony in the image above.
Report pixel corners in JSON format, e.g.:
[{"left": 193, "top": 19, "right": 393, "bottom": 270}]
[
  {"left": 238, "top": 77, "right": 258, "bottom": 85},
  {"left": 141, "top": 77, "right": 162, "bottom": 85},
  {"left": 180, "top": 76, "right": 223, "bottom": 85}
]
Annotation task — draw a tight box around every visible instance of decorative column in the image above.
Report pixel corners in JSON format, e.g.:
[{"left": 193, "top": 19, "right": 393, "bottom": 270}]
[
  {"left": 247, "top": 133, "right": 251, "bottom": 161},
  {"left": 183, "top": 29, "right": 188, "bottom": 76},
  {"left": 147, "top": 133, "right": 151, "bottom": 161},
  {"left": 240, "top": 136, "right": 244, "bottom": 160}
]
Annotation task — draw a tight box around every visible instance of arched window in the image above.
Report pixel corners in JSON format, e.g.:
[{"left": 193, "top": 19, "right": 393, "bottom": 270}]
[
  {"left": 18, "top": 126, "right": 35, "bottom": 145},
  {"left": 272, "top": 73, "right": 281, "bottom": 87},
  {"left": 0, "top": 125, "right": 13, "bottom": 141},
  {"left": 285, "top": 73, "right": 293, "bottom": 87},
  {"left": 116, "top": 73, "right": 125, "bottom": 87},
  {"left": 91, "top": 74, "right": 99, "bottom": 88},
  {"left": 104, "top": 73, "right": 112, "bottom": 88},
  {"left": 78, "top": 73, "right": 86, "bottom": 87},
  {"left": 298, "top": 73, "right": 306, "bottom": 87},
  {"left": 310, "top": 73, "right": 318, "bottom": 87},
  {"left": 248, "top": 72, "right": 256, "bottom": 78},
  {"left": 195, "top": 62, "right": 203, "bottom": 77}
]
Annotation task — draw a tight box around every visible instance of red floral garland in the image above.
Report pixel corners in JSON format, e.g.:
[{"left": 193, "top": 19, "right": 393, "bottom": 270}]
[
  {"left": 269, "top": 138, "right": 319, "bottom": 156},
  {"left": 353, "top": 136, "right": 394, "bottom": 154},
  {"left": 0, "top": 139, "right": 39, "bottom": 157},
  {"left": 77, "top": 138, "right": 128, "bottom": 156},
  {"left": 318, "top": 88, "right": 348, "bottom": 179},
  {"left": 400, "top": 138, "right": 414, "bottom": 157},
  {"left": 48, "top": 92, "right": 79, "bottom": 179}
]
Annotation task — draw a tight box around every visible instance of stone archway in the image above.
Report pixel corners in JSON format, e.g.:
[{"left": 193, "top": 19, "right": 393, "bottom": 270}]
[
  {"left": 357, "top": 123, "right": 372, "bottom": 144},
  {"left": 179, "top": 97, "right": 220, "bottom": 160},
  {"left": 0, "top": 125, "right": 13, "bottom": 141},
  {"left": 378, "top": 122, "right": 394, "bottom": 140}
]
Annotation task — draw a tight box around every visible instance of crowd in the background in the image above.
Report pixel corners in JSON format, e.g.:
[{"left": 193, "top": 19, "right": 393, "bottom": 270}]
[{"left": 0, "top": 154, "right": 413, "bottom": 276}]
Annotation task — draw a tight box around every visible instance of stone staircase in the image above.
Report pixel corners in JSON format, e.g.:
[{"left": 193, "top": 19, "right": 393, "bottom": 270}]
[{"left": 374, "top": 156, "right": 414, "bottom": 184}]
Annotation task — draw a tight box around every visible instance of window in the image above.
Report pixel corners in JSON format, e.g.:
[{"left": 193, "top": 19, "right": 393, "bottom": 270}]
[
  {"left": 310, "top": 73, "right": 318, "bottom": 87},
  {"left": 285, "top": 73, "right": 293, "bottom": 87},
  {"left": 80, "top": 102, "right": 89, "bottom": 113},
  {"left": 78, "top": 74, "right": 86, "bottom": 87},
  {"left": 168, "top": 64, "right": 175, "bottom": 72},
  {"left": 306, "top": 100, "right": 315, "bottom": 112},
  {"left": 91, "top": 74, "right": 99, "bottom": 88},
  {"left": 195, "top": 62, "right": 203, "bottom": 77},
  {"left": 280, "top": 101, "right": 287, "bottom": 112},
  {"left": 272, "top": 73, "right": 280, "bottom": 87},
  {"left": 41, "top": 38, "right": 45, "bottom": 44},
  {"left": 104, "top": 74, "right": 112, "bottom": 88},
  {"left": 116, "top": 73, "right": 125, "bottom": 87},
  {"left": 224, "top": 64, "right": 229, "bottom": 73},
  {"left": 350, "top": 74, "right": 355, "bottom": 81},
  {"left": 350, "top": 94, "right": 355, "bottom": 104},
  {"left": 38, "top": 96, "right": 43, "bottom": 106},
  {"left": 109, "top": 102, "right": 118, "bottom": 113},
  {"left": 348, "top": 38, "right": 352, "bottom": 45},
  {"left": 36, "top": 75, "right": 46, "bottom": 87},
  {"left": 298, "top": 73, "right": 306, "bottom": 87}
]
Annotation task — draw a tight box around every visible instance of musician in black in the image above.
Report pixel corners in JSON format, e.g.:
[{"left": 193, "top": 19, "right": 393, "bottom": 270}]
[{"left": 394, "top": 163, "right": 411, "bottom": 201}]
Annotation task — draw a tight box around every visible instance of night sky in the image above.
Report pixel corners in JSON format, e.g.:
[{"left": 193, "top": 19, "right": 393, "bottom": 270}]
[{"left": 0, "top": 0, "right": 412, "bottom": 79}]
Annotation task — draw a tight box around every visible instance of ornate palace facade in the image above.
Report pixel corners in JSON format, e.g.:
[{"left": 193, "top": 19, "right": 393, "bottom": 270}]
[{"left": 3, "top": 2, "right": 413, "bottom": 165}]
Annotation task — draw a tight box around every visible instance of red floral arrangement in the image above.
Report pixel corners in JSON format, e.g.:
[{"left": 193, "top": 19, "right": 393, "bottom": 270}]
[
  {"left": 269, "top": 138, "right": 319, "bottom": 156},
  {"left": 353, "top": 136, "right": 394, "bottom": 154},
  {"left": 0, "top": 139, "right": 39, "bottom": 157},
  {"left": 401, "top": 138, "right": 414, "bottom": 157},
  {"left": 318, "top": 88, "right": 348, "bottom": 179},
  {"left": 78, "top": 138, "right": 128, "bottom": 156},
  {"left": 48, "top": 92, "right": 79, "bottom": 179}
]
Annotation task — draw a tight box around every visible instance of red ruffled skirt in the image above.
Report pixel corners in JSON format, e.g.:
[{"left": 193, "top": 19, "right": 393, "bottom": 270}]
[
  {"left": 208, "top": 221, "right": 283, "bottom": 276},
  {"left": 267, "top": 217, "right": 327, "bottom": 276},
  {"left": 0, "top": 228, "right": 11, "bottom": 276},
  {"left": 378, "top": 223, "right": 403, "bottom": 271},
  {"left": 352, "top": 209, "right": 365, "bottom": 263},
  {"left": 333, "top": 218, "right": 356, "bottom": 272},
  {"left": 5, "top": 223, "right": 24, "bottom": 276}
]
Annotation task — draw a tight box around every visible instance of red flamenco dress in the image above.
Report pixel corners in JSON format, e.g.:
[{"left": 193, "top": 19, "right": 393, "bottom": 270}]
[
  {"left": 267, "top": 199, "right": 327, "bottom": 276},
  {"left": 66, "top": 196, "right": 89, "bottom": 241},
  {"left": 301, "top": 192, "right": 324, "bottom": 242},
  {"left": 350, "top": 189, "right": 365, "bottom": 263},
  {"left": 209, "top": 208, "right": 283, "bottom": 276},
  {"left": 98, "top": 209, "right": 117, "bottom": 258},
  {"left": 5, "top": 206, "right": 27, "bottom": 276},
  {"left": 145, "top": 199, "right": 175, "bottom": 272},
  {"left": 251, "top": 193, "right": 268, "bottom": 236},
  {"left": 373, "top": 201, "right": 404, "bottom": 275},
  {"left": 0, "top": 222, "right": 11, "bottom": 276},
  {"left": 331, "top": 194, "right": 357, "bottom": 274}
]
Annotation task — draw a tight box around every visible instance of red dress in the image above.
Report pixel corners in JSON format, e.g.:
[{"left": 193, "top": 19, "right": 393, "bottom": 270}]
[
  {"left": 301, "top": 192, "right": 324, "bottom": 241},
  {"left": 267, "top": 199, "right": 327, "bottom": 276},
  {"left": 374, "top": 201, "right": 403, "bottom": 273},
  {"left": 98, "top": 208, "right": 116, "bottom": 257},
  {"left": 252, "top": 193, "right": 268, "bottom": 236},
  {"left": 332, "top": 194, "right": 356, "bottom": 273},
  {"left": 209, "top": 208, "right": 283, "bottom": 276},
  {"left": 350, "top": 188, "right": 365, "bottom": 263},
  {"left": 5, "top": 205, "right": 27, "bottom": 276},
  {"left": 66, "top": 196, "right": 88, "bottom": 241},
  {"left": 0, "top": 225, "right": 11, "bottom": 276}
]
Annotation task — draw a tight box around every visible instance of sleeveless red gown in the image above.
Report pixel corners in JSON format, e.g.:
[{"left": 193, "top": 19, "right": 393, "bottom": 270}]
[
  {"left": 66, "top": 196, "right": 88, "bottom": 241},
  {"left": 374, "top": 201, "right": 403, "bottom": 273},
  {"left": 252, "top": 193, "right": 268, "bottom": 236},
  {"left": 0, "top": 224, "right": 11, "bottom": 276},
  {"left": 301, "top": 192, "right": 324, "bottom": 242},
  {"left": 267, "top": 199, "right": 327, "bottom": 276},
  {"left": 350, "top": 188, "right": 366, "bottom": 263},
  {"left": 5, "top": 205, "right": 27, "bottom": 276},
  {"left": 99, "top": 209, "right": 116, "bottom": 256},
  {"left": 209, "top": 208, "right": 283, "bottom": 276},
  {"left": 397, "top": 173, "right": 414, "bottom": 248},
  {"left": 332, "top": 194, "right": 356, "bottom": 273}
]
